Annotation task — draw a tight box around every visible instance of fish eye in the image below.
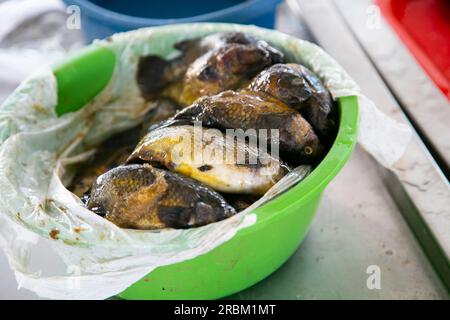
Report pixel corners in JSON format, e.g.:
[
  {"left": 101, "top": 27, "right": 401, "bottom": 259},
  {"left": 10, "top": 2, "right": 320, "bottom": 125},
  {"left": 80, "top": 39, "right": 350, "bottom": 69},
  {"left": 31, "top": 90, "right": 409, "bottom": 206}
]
[
  {"left": 304, "top": 146, "right": 313, "bottom": 155},
  {"left": 199, "top": 65, "right": 217, "bottom": 80}
]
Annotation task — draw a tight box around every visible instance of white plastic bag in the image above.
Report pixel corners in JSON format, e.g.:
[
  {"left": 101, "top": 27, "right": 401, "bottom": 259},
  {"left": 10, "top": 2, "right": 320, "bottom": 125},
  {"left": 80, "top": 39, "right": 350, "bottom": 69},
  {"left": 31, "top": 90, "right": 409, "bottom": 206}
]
[{"left": 0, "top": 24, "right": 411, "bottom": 299}]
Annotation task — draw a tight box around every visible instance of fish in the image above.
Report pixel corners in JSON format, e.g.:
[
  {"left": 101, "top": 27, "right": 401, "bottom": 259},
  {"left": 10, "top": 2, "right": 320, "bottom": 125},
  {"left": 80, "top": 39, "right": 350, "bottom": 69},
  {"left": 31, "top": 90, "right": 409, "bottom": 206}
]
[
  {"left": 224, "top": 194, "right": 260, "bottom": 212},
  {"left": 70, "top": 146, "right": 133, "bottom": 200},
  {"left": 167, "top": 90, "right": 324, "bottom": 162},
  {"left": 175, "top": 41, "right": 284, "bottom": 105},
  {"left": 69, "top": 125, "right": 143, "bottom": 198},
  {"left": 87, "top": 164, "right": 236, "bottom": 230},
  {"left": 136, "top": 32, "right": 284, "bottom": 102},
  {"left": 71, "top": 99, "right": 180, "bottom": 198},
  {"left": 136, "top": 32, "right": 259, "bottom": 101},
  {"left": 248, "top": 63, "right": 337, "bottom": 139},
  {"left": 127, "top": 125, "right": 288, "bottom": 195},
  {"left": 140, "top": 98, "right": 180, "bottom": 135},
  {"left": 171, "top": 31, "right": 279, "bottom": 66}
]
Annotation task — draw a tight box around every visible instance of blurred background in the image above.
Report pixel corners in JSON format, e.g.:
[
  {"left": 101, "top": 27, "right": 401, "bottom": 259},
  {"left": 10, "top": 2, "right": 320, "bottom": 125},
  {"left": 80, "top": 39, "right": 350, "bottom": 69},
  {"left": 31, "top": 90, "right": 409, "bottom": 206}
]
[{"left": 0, "top": 0, "right": 448, "bottom": 299}]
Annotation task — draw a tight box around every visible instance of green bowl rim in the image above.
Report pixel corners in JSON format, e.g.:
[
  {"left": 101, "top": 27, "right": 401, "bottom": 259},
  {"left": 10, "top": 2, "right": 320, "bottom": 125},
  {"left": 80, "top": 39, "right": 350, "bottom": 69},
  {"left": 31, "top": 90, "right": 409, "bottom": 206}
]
[
  {"left": 237, "top": 95, "right": 358, "bottom": 235},
  {"left": 49, "top": 25, "right": 359, "bottom": 242}
]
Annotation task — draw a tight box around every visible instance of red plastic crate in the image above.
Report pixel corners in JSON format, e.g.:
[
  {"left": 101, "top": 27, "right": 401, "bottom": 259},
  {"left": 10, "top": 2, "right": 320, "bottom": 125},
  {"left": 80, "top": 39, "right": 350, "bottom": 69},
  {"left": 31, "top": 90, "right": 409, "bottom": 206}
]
[{"left": 376, "top": 0, "right": 450, "bottom": 100}]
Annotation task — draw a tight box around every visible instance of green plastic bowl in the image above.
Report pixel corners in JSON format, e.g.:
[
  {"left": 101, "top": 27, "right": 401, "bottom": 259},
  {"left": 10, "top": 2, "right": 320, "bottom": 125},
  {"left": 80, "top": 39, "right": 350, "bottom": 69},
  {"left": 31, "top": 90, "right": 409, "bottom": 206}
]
[
  {"left": 51, "top": 25, "right": 358, "bottom": 300},
  {"left": 119, "top": 96, "right": 358, "bottom": 300}
]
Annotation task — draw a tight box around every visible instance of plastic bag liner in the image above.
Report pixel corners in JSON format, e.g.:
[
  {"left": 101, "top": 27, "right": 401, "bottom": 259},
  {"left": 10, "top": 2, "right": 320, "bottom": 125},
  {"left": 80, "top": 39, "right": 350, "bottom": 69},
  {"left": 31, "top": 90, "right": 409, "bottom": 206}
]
[{"left": 0, "top": 24, "right": 411, "bottom": 299}]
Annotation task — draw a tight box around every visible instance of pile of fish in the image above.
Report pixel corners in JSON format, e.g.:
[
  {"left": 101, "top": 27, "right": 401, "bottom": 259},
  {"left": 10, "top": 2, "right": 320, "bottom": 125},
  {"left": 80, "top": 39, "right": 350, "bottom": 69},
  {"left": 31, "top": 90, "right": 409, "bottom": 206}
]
[{"left": 71, "top": 32, "right": 337, "bottom": 230}]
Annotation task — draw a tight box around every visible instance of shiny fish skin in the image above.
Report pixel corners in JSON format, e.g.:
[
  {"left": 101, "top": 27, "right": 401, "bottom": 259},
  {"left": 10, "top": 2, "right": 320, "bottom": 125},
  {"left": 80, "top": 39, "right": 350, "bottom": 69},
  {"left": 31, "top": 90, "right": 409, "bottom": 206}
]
[
  {"left": 173, "top": 32, "right": 284, "bottom": 62},
  {"left": 70, "top": 146, "right": 133, "bottom": 198},
  {"left": 136, "top": 32, "right": 283, "bottom": 102},
  {"left": 69, "top": 125, "right": 143, "bottom": 197},
  {"left": 173, "top": 31, "right": 271, "bottom": 62},
  {"left": 128, "top": 125, "right": 288, "bottom": 195},
  {"left": 176, "top": 42, "right": 284, "bottom": 105},
  {"left": 141, "top": 98, "right": 180, "bottom": 135},
  {"left": 224, "top": 194, "right": 259, "bottom": 212},
  {"left": 71, "top": 100, "right": 180, "bottom": 198},
  {"left": 169, "top": 90, "right": 324, "bottom": 162},
  {"left": 87, "top": 164, "right": 236, "bottom": 230},
  {"left": 248, "top": 63, "right": 337, "bottom": 139},
  {"left": 136, "top": 32, "right": 262, "bottom": 101}
]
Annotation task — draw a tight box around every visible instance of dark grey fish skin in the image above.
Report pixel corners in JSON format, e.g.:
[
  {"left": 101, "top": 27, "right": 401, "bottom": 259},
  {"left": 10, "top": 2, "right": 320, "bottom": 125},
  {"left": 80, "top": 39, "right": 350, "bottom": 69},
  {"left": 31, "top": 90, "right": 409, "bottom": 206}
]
[
  {"left": 69, "top": 126, "right": 142, "bottom": 198},
  {"left": 87, "top": 164, "right": 236, "bottom": 230},
  {"left": 224, "top": 194, "right": 259, "bottom": 212},
  {"left": 177, "top": 41, "right": 283, "bottom": 105},
  {"left": 70, "top": 99, "right": 181, "bottom": 198},
  {"left": 168, "top": 90, "right": 324, "bottom": 162},
  {"left": 140, "top": 98, "right": 180, "bottom": 135},
  {"left": 248, "top": 63, "right": 337, "bottom": 139},
  {"left": 136, "top": 32, "right": 284, "bottom": 102}
]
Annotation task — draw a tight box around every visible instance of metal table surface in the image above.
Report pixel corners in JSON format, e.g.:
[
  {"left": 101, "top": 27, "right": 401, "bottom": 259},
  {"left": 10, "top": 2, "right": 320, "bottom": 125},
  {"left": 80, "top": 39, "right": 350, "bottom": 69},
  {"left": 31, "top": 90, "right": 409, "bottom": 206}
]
[{"left": 0, "top": 0, "right": 448, "bottom": 300}]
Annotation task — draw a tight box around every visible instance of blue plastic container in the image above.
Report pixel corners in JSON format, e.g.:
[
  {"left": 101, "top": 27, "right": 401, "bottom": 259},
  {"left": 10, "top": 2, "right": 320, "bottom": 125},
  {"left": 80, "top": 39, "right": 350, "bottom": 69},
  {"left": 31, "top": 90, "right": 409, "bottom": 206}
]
[{"left": 63, "top": 0, "right": 282, "bottom": 42}]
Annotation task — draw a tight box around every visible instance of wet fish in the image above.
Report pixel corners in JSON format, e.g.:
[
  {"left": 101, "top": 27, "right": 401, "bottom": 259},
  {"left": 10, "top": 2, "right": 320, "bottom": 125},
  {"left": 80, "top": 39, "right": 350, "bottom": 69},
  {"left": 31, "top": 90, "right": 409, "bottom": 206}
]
[
  {"left": 70, "top": 98, "right": 180, "bottom": 198},
  {"left": 128, "top": 125, "right": 288, "bottom": 195},
  {"left": 136, "top": 32, "right": 258, "bottom": 101},
  {"left": 175, "top": 42, "right": 284, "bottom": 105},
  {"left": 172, "top": 31, "right": 278, "bottom": 66},
  {"left": 69, "top": 125, "right": 143, "bottom": 198},
  {"left": 248, "top": 63, "right": 337, "bottom": 139},
  {"left": 224, "top": 194, "right": 259, "bottom": 212},
  {"left": 168, "top": 90, "right": 324, "bottom": 162},
  {"left": 70, "top": 147, "right": 133, "bottom": 199},
  {"left": 87, "top": 164, "right": 236, "bottom": 230},
  {"left": 136, "top": 32, "right": 283, "bottom": 102},
  {"left": 140, "top": 98, "right": 180, "bottom": 135}
]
